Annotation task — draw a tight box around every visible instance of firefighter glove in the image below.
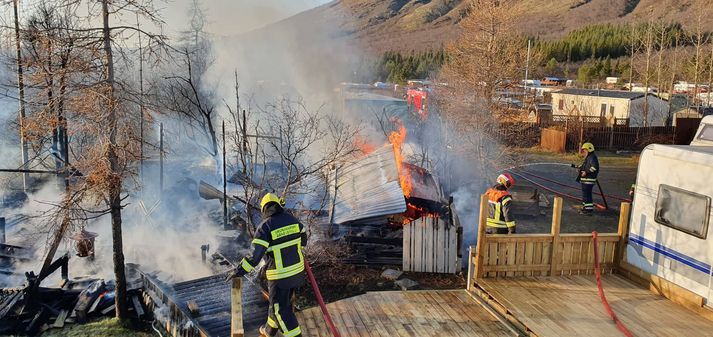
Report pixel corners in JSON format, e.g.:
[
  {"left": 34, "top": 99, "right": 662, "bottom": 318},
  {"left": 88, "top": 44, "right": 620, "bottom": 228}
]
[{"left": 224, "top": 267, "right": 245, "bottom": 282}]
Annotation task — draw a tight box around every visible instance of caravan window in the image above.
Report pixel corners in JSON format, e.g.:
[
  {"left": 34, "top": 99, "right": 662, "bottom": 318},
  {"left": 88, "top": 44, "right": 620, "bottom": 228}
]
[
  {"left": 698, "top": 124, "right": 713, "bottom": 142},
  {"left": 655, "top": 185, "right": 710, "bottom": 239}
]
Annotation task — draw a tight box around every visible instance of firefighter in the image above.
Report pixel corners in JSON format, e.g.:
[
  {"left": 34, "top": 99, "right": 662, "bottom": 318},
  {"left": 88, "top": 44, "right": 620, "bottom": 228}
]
[
  {"left": 485, "top": 173, "right": 517, "bottom": 234},
  {"left": 225, "top": 193, "right": 307, "bottom": 337},
  {"left": 573, "top": 142, "right": 599, "bottom": 215}
]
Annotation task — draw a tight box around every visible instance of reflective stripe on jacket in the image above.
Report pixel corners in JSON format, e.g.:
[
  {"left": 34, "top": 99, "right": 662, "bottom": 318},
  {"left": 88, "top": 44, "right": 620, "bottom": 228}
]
[
  {"left": 578, "top": 152, "right": 599, "bottom": 184},
  {"left": 485, "top": 186, "right": 516, "bottom": 229},
  {"left": 240, "top": 206, "right": 308, "bottom": 286}
]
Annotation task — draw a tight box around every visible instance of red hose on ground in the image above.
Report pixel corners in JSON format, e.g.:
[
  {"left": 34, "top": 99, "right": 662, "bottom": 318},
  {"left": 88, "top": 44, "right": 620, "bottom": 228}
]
[
  {"left": 304, "top": 259, "right": 342, "bottom": 337},
  {"left": 506, "top": 170, "right": 607, "bottom": 210},
  {"left": 592, "top": 231, "right": 634, "bottom": 337},
  {"left": 513, "top": 169, "right": 632, "bottom": 203}
]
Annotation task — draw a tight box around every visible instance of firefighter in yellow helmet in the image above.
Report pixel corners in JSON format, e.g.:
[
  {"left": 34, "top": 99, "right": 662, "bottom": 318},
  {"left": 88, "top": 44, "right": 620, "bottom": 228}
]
[
  {"left": 572, "top": 142, "right": 599, "bottom": 215},
  {"left": 226, "top": 193, "right": 306, "bottom": 337}
]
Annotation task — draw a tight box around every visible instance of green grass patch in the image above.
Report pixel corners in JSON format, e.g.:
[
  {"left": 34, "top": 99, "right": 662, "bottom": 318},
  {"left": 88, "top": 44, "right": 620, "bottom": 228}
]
[
  {"left": 517, "top": 147, "right": 639, "bottom": 167},
  {"left": 40, "top": 318, "right": 154, "bottom": 337}
]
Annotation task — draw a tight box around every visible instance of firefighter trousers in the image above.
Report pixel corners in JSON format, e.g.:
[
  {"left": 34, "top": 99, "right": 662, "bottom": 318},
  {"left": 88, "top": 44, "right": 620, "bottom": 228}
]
[
  {"left": 581, "top": 183, "right": 594, "bottom": 213},
  {"left": 264, "top": 281, "right": 302, "bottom": 337}
]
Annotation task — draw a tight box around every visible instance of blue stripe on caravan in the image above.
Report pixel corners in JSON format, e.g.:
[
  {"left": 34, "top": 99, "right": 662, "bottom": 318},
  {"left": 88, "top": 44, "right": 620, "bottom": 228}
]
[
  {"left": 630, "top": 234, "right": 708, "bottom": 269},
  {"left": 629, "top": 234, "right": 711, "bottom": 274}
]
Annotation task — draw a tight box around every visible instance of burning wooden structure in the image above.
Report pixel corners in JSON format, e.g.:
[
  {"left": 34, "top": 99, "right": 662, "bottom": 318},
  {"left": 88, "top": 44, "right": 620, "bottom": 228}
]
[{"left": 326, "top": 123, "right": 462, "bottom": 272}]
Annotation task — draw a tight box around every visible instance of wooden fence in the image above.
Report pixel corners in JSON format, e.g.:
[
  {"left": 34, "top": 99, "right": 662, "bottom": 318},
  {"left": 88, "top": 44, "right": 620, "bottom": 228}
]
[
  {"left": 403, "top": 216, "right": 459, "bottom": 274},
  {"left": 540, "top": 128, "right": 566, "bottom": 153},
  {"left": 566, "top": 126, "right": 677, "bottom": 151},
  {"left": 467, "top": 196, "right": 630, "bottom": 287}
]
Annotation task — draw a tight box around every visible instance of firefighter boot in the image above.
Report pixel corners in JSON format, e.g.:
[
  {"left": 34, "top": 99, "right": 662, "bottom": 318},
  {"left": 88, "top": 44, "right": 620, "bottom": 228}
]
[{"left": 259, "top": 325, "right": 271, "bottom": 337}]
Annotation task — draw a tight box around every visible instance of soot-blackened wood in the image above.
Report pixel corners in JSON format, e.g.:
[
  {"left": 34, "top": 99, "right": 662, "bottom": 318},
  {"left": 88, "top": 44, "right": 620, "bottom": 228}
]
[{"left": 73, "top": 280, "right": 105, "bottom": 323}]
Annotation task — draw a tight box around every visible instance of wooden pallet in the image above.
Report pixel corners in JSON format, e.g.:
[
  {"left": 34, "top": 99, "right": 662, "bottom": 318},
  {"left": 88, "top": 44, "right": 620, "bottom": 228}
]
[
  {"left": 476, "top": 274, "right": 713, "bottom": 337},
  {"left": 296, "top": 290, "right": 513, "bottom": 336}
]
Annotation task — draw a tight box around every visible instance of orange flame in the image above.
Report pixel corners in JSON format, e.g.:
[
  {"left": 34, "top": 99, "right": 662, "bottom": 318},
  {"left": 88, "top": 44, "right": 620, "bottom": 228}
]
[
  {"left": 355, "top": 135, "right": 376, "bottom": 155},
  {"left": 388, "top": 119, "right": 412, "bottom": 198},
  {"left": 401, "top": 204, "right": 439, "bottom": 224}
]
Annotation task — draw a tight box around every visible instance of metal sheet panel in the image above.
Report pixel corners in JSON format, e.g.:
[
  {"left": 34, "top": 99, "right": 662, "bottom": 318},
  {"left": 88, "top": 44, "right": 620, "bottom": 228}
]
[
  {"left": 146, "top": 273, "right": 268, "bottom": 337},
  {"left": 332, "top": 145, "right": 407, "bottom": 224}
]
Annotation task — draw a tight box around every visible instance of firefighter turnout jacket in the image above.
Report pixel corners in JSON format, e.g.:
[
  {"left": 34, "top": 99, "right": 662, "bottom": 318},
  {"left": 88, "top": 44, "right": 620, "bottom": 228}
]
[
  {"left": 486, "top": 185, "right": 516, "bottom": 233},
  {"left": 577, "top": 152, "right": 600, "bottom": 185},
  {"left": 238, "top": 204, "right": 308, "bottom": 288}
]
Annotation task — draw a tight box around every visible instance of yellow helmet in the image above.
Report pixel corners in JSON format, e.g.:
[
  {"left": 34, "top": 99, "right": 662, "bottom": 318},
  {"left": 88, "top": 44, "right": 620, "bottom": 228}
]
[
  {"left": 581, "top": 142, "right": 595, "bottom": 153},
  {"left": 260, "top": 193, "right": 283, "bottom": 211}
]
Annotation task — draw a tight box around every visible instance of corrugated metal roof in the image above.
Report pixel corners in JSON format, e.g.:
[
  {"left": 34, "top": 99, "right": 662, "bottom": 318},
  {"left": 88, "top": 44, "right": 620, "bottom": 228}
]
[
  {"left": 161, "top": 274, "right": 268, "bottom": 337},
  {"left": 343, "top": 91, "right": 406, "bottom": 102},
  {"left": 553, "top": 88, "right": 646, "bottom": 100},
  {"left": 331, "top": 145, "right": 407, "bottom": 224}
]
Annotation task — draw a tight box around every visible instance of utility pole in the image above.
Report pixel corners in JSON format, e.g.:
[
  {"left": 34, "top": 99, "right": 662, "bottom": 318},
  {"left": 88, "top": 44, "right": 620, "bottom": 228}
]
[
  {"left": 222, "top": 120, "right": 228, "bottom": 230},
  {"left": 524, "top": 39, "right": 531, "bottom": 100},
  {"left": 13, "top": 0, "right": 29, "bottom": 191},
  {"left": 159, "top": 123, "right": 164, "bottom": 193},
  {"left": 137, "top": 13, "right": 145, "bottom": 184}
]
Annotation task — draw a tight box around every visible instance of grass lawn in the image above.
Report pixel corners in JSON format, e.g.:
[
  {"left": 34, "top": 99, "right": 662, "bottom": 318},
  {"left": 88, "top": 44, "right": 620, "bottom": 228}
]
[
  {"left": 40, "top": 318, "right": 155, "bottom": 337},
  {"left": 516, "top": 147, "right": 640, "bottom": 167}
]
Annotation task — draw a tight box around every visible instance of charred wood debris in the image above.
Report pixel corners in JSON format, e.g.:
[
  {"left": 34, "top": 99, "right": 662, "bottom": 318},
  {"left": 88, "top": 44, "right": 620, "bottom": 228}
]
[
  {"left": 0, "top": 145, "right": 459, "bottom": 335},
  {"left": 0, "top": 251, "right": 147, "bottom": 336}
]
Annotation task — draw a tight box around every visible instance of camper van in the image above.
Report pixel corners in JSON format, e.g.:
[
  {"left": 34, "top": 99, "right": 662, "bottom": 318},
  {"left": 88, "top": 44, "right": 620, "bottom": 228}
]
[{"left": 628, "top": 115, "right": 713, "bottom": 306}]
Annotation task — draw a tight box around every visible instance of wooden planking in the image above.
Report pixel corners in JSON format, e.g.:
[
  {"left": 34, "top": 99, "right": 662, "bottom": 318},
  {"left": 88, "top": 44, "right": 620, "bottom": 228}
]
[
  {"left": 471, "top": 198, "right": 634, "bottom": 284},
  {"left": 475, "top": 231, "right": 621, "bottom": 279},
  {"left": 296, "top": 290, "right": 513, "bottom": 337},
  {"left": 476, "top": 275, "right": 713, "bottom": 337},
  {"left": 448, "top": 220, "right": 457, "bottom": 273},
  {"left": 404, "top": 217, "right": 459, "bottom": 274},
  {"left": 403, "top": 217, "right": 411, "bottom": 272}
]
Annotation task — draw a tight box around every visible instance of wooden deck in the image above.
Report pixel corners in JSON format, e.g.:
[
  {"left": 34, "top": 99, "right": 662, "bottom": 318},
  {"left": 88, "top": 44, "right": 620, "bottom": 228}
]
[
  {"left": 296, "top": 290, "right": 514, "bottom": 336},
  {"left": 476, "top": 275, "right": 713, "bottom": 337}
]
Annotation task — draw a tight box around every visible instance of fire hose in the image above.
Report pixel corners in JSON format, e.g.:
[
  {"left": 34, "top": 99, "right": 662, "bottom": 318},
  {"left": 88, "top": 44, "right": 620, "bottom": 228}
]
[
  {"left": 592, "top": 231, "right": 634, "bottom": 337},
  {"left": 304, "top": 259, "right": 342, "bottom": 337},
  {"left": 511, "top": 168, "right": 632, "bottom": 203},
  {"left": 506, "top": 170, "right": 608, "bottom": 210}
]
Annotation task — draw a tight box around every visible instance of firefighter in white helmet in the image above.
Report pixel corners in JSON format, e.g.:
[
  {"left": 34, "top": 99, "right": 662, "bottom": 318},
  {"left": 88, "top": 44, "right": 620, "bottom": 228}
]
[{"left": 485, "top": 173, "right": 517, "bottom": 234}]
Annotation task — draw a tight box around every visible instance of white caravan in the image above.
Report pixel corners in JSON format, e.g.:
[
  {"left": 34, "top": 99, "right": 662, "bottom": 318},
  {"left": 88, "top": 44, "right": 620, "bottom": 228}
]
[{"left": 628, "top": 115, "right": 713, "bottom": 305}]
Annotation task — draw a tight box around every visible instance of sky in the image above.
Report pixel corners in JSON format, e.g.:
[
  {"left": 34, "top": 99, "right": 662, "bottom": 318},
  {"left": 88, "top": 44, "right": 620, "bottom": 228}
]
[
  {"left": 0, "top": 0, "right": 332, "bottom": 42},
  {"left": 161, "top": 0, "right": 332, "bottom": 37}
]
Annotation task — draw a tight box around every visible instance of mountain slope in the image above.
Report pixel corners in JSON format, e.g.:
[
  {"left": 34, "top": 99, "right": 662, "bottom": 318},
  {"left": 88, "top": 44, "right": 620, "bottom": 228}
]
[{"left": 246, "top": 0, "right": 712, "bottom": 54}]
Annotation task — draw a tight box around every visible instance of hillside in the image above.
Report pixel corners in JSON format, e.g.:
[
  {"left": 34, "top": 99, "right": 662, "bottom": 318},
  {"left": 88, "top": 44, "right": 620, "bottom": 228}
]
[{"left": 245, "top": 0, "right": 713, "bottom": 54}]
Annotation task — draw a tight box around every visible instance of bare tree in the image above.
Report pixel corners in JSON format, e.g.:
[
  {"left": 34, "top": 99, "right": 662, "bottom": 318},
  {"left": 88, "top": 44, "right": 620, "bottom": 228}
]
[
  {"left": 655, "top": 22, "right": 669, "bottom": 94},
  {"left": 639, "top": 18, "right": 655, "bottom": 126},
  {"left": 668, "top": 30, "right": 682, "bottom": 117},
  {"left": 437, "top": 0, "right": 525, "bottom": 183},
  {"left": 628, "top": 24, "right": 639, "bottom": 91},
  {"left": 159, "top": 45, "right": 219, "bottom": 157},
  {"left": 19, "top": 0, "right": 167, "bottom": 320},
  {"left": 181, "top": 0, "right": 207, "bottom": 49},
  {"left": 259, "top": 97, "right": 361, "bottom": 198},
  {"left": 225, "top": 72, "right": 264, "bottom": 230},
  {"left": 707, "top": 43, "right": 713, "bottom": 108},
  {"left": 689, "top": 12, "right": 710, "bottom": 108}
]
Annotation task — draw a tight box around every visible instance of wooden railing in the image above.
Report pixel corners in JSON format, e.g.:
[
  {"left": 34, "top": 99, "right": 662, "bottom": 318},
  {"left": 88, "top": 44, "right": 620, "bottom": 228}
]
[{"left": 467, "top": 196, "right": 631, "bottom": 287}]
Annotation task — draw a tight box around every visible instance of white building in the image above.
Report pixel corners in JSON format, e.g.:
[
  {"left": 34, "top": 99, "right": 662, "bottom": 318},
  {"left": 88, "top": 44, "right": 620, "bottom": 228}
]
[{"left": 551, "top": 88, "right": 670, "bottom": 127}]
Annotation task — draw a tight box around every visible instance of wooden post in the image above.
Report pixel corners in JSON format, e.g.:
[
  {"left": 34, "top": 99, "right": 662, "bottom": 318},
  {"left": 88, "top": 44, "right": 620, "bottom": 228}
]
[
  {"left": 549, "top": 197, "right": 563, "bottom": 276},
  {"left": 0, "top": 217, "right": 5, "bottom": 245},
  {"left": 473, "top": 194, "right": 488, "bottom": 284},
  {"left": 616, "top": 202, "right": 631, "bottom": 269},
  {"left": 231, "top": 278, "right": 243, "bottom": 337},
  {"left": 467, "top": 246, "right": 474, "bottom": 291}
]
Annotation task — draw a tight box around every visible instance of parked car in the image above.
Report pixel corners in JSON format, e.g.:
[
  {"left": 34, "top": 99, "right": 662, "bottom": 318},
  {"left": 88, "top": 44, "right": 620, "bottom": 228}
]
[{"left": 494, "top": 97, "right": 523, "bottom": 109}]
